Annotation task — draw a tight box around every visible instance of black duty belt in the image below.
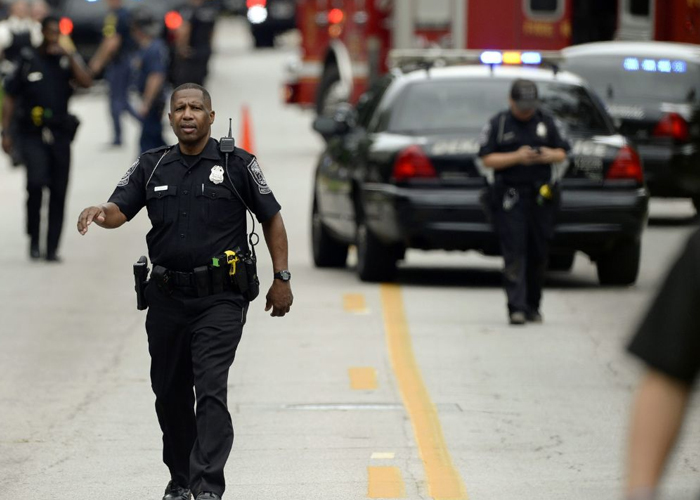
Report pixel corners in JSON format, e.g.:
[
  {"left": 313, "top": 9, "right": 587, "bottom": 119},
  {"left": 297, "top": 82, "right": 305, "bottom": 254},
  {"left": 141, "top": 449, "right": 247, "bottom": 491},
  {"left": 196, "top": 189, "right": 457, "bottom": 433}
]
[{"left": 151, "top": 264, "right": 235, "bottom": 297}]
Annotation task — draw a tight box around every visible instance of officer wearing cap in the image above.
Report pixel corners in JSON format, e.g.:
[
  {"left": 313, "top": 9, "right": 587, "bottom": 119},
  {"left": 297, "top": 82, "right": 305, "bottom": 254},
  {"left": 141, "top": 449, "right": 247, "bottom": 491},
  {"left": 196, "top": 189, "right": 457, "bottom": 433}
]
[
  {"left": 2, "top": 15, "right": 92, "bottom": 261},
  {"left": 478, "top": 78, "right": 570, "bottom": 325},
  {"left": 130, "top": 6, "right": 169, "bottom": 153},
  {"left": 76, "top": 83, "right": 293, "bottom": 500}
]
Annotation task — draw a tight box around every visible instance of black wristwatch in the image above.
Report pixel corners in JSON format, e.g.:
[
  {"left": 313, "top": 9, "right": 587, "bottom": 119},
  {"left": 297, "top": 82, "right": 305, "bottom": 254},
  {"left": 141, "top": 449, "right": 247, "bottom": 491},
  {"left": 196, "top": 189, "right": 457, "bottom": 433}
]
[{"left": 274, "top": 270, "right": 291, "bottom": 282}]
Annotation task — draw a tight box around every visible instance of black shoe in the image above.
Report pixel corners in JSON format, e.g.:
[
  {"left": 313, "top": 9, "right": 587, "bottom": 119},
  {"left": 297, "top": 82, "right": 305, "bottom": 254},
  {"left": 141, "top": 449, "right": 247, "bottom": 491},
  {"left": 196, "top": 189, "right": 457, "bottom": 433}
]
[
  {"left": 526, "top": 311, "right": 543, "bottom": 323},
  {"left": 163, "top": 480, "right": 191, "bottom": 500},
  {"left": 29, "top": 244, "right": 40, "bottom": 260},
  {"left": 509, "top": 311, "right": 526, "bottom": 325},
  {"left": 196, "top": 493, "right": 221, "bottom": 500},
  {"left": 45, "top": 252, "right": 62, "bottom": 263}
]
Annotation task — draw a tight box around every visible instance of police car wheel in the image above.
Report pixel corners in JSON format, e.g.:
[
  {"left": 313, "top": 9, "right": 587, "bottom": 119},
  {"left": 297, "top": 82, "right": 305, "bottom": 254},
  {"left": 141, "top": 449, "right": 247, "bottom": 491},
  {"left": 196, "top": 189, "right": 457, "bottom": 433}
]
[
  {"left": 356, "top": 222, "right": 398, "bottom": 283},
  {"left": 312, "top": 202, "right": 348, "bottom": 268},
  {"left": 596, "top": 240, "right": 640, "bottom": 286}
]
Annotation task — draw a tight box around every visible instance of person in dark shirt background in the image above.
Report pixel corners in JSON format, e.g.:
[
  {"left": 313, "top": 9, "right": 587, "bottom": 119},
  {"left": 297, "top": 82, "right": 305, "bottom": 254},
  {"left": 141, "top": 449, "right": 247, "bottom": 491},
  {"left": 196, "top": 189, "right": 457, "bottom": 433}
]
[
  {"left": 88, "top": 0, "right": 134, "bottom": 147},
  {"left": 170, "top": 0, "right": 219, "bottom": 87},
  {"left": 129, "top": 7, "right": 168, "bottom": 154},
  {"left": 478, "top": 79, "right": 570, "bottom": 325},
  {"left": 626, "top": 229, "right": 700, "bottom": 500}
]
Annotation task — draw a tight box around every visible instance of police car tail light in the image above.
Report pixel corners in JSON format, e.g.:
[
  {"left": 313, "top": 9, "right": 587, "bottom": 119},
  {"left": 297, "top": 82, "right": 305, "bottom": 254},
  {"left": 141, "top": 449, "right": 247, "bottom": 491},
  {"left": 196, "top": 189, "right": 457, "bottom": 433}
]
[
  {"left": 653, "top": 113, "right": 689, "bottom": 141},
  {"left": 59, "top": 17, "right": 73, "bottom": 36},
  {"left": 392, "top": 145, "right": 437, "bottom": 182},
  {"left": 607, "top": 146, "right": 643, "bottom": 183}
]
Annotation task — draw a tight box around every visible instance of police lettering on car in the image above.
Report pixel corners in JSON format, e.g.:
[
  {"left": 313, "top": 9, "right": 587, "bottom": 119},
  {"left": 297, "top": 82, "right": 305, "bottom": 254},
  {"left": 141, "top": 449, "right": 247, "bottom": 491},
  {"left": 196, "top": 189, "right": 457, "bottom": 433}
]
[
  {"left": 478, "top": 78, "right": 570, "bottom": 325},
  {"left": 77, "top": 83, "right": 293, "bottom": 500}
]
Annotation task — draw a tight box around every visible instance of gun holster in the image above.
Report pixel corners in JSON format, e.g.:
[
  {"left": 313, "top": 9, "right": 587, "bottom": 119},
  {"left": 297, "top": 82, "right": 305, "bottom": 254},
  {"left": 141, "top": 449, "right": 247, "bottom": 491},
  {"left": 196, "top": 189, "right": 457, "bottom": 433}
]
[
  {"left": 231, "top": 247, "right": 259, "bottom": 302},
  {"left": 133, "top": 256, "right": 150, "bottom": 310}
]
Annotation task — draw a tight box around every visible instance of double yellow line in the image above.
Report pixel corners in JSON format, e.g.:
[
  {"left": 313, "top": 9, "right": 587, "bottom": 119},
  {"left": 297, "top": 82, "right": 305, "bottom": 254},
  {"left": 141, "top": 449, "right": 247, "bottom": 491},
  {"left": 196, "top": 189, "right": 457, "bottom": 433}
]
[{"left": 378, "top": 284, "right": 468, "bottom": 500}]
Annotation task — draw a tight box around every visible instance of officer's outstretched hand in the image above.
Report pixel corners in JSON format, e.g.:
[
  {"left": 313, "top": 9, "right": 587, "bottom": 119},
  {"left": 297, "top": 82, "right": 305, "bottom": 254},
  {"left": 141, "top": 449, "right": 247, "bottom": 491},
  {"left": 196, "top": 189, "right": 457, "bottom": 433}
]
[
  {"left": 77, "top": 206, "right": 106, "bottom": 235},
  {"left": 265, "top": 281, "right": 293, "bottom": 317}
]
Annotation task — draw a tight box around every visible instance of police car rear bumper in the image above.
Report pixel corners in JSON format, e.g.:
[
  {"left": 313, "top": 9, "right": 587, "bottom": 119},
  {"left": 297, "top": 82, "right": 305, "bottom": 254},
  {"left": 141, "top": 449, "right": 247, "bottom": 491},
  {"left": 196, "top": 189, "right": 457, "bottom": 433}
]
[
  {"left": 637, "top": 143, "right": 700, "bottom": 198},
  {"left": 362, "top": 184, "right": 649, "bottom": 257}
]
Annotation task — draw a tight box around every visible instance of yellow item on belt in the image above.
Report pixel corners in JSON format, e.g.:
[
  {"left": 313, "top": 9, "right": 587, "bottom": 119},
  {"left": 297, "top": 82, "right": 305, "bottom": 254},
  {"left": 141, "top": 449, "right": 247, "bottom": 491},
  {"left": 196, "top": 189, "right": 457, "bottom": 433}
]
[
  {"left": 212, "top": 250, "right": 239, "bottom": 276},
  {"left": 539, "top": 184, "right": 553, "bottom": 200}
]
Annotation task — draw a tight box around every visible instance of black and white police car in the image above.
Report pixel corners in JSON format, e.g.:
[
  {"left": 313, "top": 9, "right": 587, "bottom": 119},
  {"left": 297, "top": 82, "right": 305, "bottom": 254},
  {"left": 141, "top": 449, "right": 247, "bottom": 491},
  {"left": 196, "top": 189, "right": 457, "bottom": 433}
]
[
  {"left": 562, "top": 41, "right": 700, "bottom": 210},
  {"left": 311, "top": 50, "right": 649, "bottom": 285}
]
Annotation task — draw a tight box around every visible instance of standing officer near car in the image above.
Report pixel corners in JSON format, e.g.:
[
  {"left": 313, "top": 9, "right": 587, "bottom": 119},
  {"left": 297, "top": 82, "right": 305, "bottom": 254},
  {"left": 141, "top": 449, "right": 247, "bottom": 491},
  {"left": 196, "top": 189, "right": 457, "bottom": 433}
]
[
  {"left": 76, "top": 83, "right": 293, "bottom": 500},
  {"left": 478, "top": 79, "right": 570, "bottom": 325},
  {"left": 2, "top": 15, "right": 92, "bottom": 261},
  {"left": 170, "top": 0, "right": 219, "bottom": 87}
]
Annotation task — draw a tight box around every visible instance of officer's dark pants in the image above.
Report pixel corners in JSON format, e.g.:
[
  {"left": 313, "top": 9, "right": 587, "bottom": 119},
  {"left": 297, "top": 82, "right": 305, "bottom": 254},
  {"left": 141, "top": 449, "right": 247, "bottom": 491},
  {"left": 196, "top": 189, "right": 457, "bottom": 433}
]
[
  {"left": 145, "top": 283, "right": 247, "bottom": 497},
  {"left": 492, "top": 184, "right": 557, "bottom": 315},
  {"left": 140, "top": 102, "right": 166, "bottom": 154},
  {"left": 21, "top": 133, "right": 71, "bottom": 255},
  {"left": 105, "top": 57, "right": 130, "bottom": 145}
]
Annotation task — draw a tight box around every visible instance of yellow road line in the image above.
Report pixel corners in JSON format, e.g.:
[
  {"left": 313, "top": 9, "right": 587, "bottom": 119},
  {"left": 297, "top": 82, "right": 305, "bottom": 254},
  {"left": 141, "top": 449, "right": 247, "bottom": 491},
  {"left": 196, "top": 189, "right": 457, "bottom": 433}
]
[
  {"left": 344, "top": 293, "right": 368, "bottom": 313},
  {"left": 349, "top": 367, "right": 379, "bottom": 390},
  {"left": 380, "top": 284, "right": 468, "bottom": 500},
  {"left": 367, "top": 466, "right": 406, "bottom": 498}
]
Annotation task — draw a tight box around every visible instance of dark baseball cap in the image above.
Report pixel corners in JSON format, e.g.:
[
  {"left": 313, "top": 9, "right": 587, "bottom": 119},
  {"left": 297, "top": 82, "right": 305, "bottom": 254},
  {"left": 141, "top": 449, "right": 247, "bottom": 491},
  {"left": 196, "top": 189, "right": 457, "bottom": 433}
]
[{"left": 510, "top": 79, "right": 539, "bottom": 111}]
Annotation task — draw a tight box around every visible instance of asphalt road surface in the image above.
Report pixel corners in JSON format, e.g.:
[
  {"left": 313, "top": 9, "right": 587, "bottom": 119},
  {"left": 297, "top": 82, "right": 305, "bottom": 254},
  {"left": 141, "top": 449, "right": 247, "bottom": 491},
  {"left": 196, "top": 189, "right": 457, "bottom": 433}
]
[{"left": 0, "top": 17, "right": 698, "bottom": 500}]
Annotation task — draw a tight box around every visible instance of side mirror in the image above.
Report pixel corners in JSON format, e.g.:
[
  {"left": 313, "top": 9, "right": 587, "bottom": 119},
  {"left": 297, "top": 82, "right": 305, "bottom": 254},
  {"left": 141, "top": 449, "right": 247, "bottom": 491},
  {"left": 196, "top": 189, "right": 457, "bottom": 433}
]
[{"left": 313, "top": 104, "right": 358, "bottom": 139}]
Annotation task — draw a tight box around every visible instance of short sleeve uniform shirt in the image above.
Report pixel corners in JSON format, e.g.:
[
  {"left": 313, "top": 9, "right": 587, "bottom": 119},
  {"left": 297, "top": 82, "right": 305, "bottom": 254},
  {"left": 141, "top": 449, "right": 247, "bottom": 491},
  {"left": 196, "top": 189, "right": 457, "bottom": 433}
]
[
  {"left": 478, "top": 109, "right": 571, "bottom": 185},
  {"left": 3, "top": 49, "right": 73, "bottom": 133},
  {"left": 104, "top": 7, "right": 134, "bottom": 61},
  {"left": 108, "top": 138, "right": 281, "bottom": 272},
  {"left": 628, "top": 229, "right": 700, "bottom": 385},
  {"left": 133, "top": 38, "right": 168, "bottom": 97}
]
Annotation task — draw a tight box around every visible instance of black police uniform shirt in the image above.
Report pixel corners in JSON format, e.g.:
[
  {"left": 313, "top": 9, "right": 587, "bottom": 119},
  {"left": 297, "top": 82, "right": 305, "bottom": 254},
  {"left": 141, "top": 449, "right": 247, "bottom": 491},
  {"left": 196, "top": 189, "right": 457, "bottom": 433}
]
[
  {"left": 132, "top": 38, "right": 168, "bottom": 101},
  {"left": 104, "top": 7, "right": 134, "bottom": 61},
  {"left": 108, "top": 138, "right": 281, "bottom": 272},
  {"left": 478, "top": 109, "right": 571, "bottom": 186},
  {"left": 628, "top": 229, "right": 700, "bottom": 385},
  {"left": 4, "top": 48, "right": 73, "bottom": 134}
]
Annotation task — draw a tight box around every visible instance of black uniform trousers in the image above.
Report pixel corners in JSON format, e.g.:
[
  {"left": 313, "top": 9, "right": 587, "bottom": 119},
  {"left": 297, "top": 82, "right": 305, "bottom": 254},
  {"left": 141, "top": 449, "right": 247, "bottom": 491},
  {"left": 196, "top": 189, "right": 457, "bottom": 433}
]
[
  {"left": 20, "top": 132, "right": 71, "bottom": 255},
  {"left": 145, "top": 282, "right": 247, "bottom": 497},
  {"left": 492, "top": 183, "right": 557, "bottom": 315}
]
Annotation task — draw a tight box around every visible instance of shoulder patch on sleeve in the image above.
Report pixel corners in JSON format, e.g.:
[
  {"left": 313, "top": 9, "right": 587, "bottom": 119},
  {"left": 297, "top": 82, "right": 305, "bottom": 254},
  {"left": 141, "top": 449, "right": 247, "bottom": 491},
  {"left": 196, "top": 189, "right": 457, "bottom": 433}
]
[
  {"left": 247, "top": 158, "right": 271, "bottom": 195},
  {"left": 478, "top": 121, "right": 492, "bottom": 147},
  {"left": 117, "top": 158, "right": 139, "bottom": 187}
]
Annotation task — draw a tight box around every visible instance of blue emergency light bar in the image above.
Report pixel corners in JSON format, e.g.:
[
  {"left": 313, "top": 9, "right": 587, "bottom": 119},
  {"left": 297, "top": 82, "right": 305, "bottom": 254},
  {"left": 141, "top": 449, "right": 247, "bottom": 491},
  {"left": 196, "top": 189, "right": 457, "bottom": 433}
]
[{"left": 623, "top": 57, "right": 687, "bottom": 73}]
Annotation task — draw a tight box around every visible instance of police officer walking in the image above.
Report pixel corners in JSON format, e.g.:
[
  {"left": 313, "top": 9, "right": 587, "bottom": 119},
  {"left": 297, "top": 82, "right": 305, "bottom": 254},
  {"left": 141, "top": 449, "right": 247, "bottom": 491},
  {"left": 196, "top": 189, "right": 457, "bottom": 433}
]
[
  {"left": 76, "top": 83, "right": 293, "bottom": 500},
  {"left": 170, "top": 0, "right": 219, "bottom": 87},
  {"left": 2, "top": 15, "right": 92, "bottom": 261},
  {"left": 130, "top": 7, "right": 169, "bottom": 153},
  {"left": 88, "top": 0, "right": 134, "bottom": 147},
  {"left": 478, "top": 79, "right": 570, "bottom": 325}
]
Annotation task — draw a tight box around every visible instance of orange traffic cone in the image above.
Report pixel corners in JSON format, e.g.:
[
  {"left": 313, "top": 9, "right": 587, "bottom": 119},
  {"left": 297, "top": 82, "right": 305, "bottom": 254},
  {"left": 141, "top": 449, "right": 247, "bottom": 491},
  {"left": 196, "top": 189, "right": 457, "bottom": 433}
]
[{"left": 240, "top": 105, "right": 255, "bottom": 154}]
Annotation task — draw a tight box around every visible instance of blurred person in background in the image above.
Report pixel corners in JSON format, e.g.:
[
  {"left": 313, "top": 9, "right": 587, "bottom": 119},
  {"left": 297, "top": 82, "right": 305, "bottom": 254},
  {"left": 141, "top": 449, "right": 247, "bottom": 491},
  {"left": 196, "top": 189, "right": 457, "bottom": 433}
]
[
  {"left": 0, "top": 0, "right": 43, "bottom": 167},
  {"left": 169, "top": 0, "right": 218, "bottom": 86},
  {"left": 478, "top": 79, "right": 570, "bottom": 325},
  {"left": 1, "top": 15, "right": 91, "bottom": 261},
  {"left": 88, "top": 0, "right": 133, "bottom": 147},
  {"left": 626, "top": 228, "right": 700, "bottom": 500},
  {"left": 30, "top": 0, "right": 49, "bottom": 23},
  {"left": 129, "top": 7, "right": 168, "bottom": 153}
]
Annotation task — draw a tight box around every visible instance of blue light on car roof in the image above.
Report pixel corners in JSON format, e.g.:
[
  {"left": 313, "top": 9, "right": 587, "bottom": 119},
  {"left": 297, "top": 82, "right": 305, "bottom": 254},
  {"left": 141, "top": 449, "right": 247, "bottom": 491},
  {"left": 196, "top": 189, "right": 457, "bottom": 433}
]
[
  {"left": 672, "top": 60, "right": 687, "bottom": 73},
  {"left": 623, "top": 57, "right": 639, "bottom": 71},
  {"left": 521, "top": 52, "right": 542, "bottom": 65},
  {"left": 480, "top": 51, "right": 503, "bottom": 65},
  {"left": 642, "top": 59, "right": 657, "bottom": 72},
  {"left": 657, "top": 59, "right": 672, "bottom": 73}
]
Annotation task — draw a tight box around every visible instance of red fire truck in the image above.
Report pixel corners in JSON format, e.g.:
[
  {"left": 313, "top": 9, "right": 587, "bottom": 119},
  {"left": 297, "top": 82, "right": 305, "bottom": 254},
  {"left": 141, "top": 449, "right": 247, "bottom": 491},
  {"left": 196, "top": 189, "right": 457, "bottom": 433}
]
[{"left": 284, "top": 0, "right": 700, "bottom": 115}]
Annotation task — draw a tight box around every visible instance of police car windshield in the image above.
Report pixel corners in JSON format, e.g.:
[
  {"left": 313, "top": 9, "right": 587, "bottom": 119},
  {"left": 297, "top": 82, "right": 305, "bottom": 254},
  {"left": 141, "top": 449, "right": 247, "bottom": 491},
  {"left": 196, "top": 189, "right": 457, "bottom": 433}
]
[
  {"left": 388, "top": 79, "right": 612, "bottom": 135},
  {"left": 563, "top": 56, "right": 700, "bottom": 103}
]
